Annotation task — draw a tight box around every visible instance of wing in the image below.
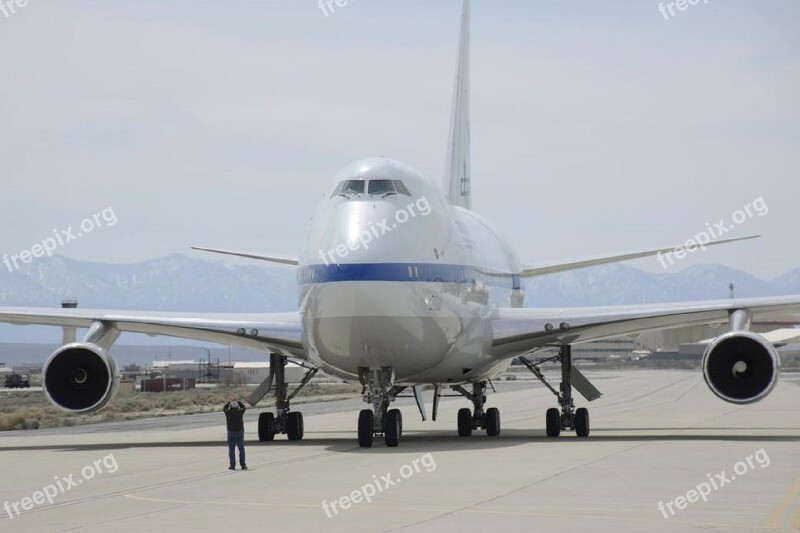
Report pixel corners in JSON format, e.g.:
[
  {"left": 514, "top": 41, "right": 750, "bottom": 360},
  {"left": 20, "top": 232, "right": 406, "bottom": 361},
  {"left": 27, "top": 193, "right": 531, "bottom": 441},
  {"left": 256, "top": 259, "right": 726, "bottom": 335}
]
[
  {"left": 520, "top": 235, "right": 758, "bottom": 278},
  {"left": 191, "top": 246, "right": 299, "bottom": 266},
  {"left": 491, "top": 295, "right": 800, "bottom": 359},
  {"left": 0, "top": 307, "right": 305, "bottom": 358}
]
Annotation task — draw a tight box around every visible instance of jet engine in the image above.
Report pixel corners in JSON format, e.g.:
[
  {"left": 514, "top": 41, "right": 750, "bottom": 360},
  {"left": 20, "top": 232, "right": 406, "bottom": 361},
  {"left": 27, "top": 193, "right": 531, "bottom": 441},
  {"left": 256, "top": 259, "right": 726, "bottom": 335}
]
[
  {"left": 42, "top": 342, "right": 119, "bottom": 413},
  {"left": 702, "top": 331, "right": 780, "bottom": 404}
]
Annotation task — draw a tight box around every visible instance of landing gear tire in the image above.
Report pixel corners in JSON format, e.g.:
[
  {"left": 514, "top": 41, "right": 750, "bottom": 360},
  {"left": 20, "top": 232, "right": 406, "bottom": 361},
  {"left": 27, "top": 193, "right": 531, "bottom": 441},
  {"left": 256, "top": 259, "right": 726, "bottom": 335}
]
[
  {"left": 258, "top": 412, "right": 275, "bottom": 442},
  {"left": 287, "top": 412, "right": 304, "bottom": 441},
  {"left": 388, "top": 408, "right": 403, "bottom": 437},
  {"left": 457, "top": 407, "right": 473, "bottom": 437},
  {"left": 384, "top": 409, "right": 401, "bottom": 447},
  {"left": 546, "top": 407, "right": 561, "bottom": 438},
  {"left": 575, "top": 407, "right": 590, "bottom": 437},
  {"left": 485, "top": 407, "right": 501, "bottom": 437},
  {"left": 358, "top": 409, "right": 374, "bottom": 448}
]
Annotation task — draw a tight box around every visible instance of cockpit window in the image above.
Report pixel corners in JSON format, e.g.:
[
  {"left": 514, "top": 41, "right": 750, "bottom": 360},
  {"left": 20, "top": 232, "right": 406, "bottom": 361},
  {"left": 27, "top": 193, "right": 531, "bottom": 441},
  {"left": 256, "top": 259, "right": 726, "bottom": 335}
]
[
  {"left": 333, "top": 178, "right": 411, "bottom": 198},
  {"left": 392, "top": 180, "right": 411, "bottom": 196},
  {"left": 367, "top": 179, "right": 394, "bottom": 196},
  {"left": 342, "top": 180, "right": 365, "bottom": 195},
  {"left": 332, "top": 180, "right": 365, "bottom": 198}
]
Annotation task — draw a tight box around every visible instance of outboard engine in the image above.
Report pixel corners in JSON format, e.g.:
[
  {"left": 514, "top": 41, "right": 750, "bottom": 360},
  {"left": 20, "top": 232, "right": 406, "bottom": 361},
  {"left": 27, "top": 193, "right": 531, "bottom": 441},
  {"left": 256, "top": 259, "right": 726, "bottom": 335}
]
[
  {"left": 42, "top": 342, "right": 119, "bottom": 413},
  {"left": 702, "top": 331, "right": 780, "bottom": 404}
]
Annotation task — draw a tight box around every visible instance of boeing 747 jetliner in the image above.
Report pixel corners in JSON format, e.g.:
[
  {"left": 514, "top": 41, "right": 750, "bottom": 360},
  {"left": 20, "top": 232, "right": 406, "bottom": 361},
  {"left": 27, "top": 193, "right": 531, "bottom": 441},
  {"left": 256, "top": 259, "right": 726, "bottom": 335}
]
[{"left": 1, "top": 0, "right": 797, "bottom": 447}]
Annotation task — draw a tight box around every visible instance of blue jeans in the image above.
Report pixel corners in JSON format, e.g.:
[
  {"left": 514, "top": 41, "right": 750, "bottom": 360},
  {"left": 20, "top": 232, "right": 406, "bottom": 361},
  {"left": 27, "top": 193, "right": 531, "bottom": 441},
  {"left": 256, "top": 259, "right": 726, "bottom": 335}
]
[{"left": 228, "top": 430, "right": 245, "bottom": 467}]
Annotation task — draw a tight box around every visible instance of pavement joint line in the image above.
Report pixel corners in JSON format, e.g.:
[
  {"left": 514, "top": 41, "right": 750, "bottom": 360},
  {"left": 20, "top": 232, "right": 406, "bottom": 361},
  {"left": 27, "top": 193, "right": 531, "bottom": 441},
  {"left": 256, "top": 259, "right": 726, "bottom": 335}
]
[
  {"left": 119, "top": 495, "right": 774, "bottom": 517},
  {"left": 120, "top": 493, "right": 768, "bottom": 530},
  {"left": 384, "top": 437, "right": 652, "bottom": 531}
]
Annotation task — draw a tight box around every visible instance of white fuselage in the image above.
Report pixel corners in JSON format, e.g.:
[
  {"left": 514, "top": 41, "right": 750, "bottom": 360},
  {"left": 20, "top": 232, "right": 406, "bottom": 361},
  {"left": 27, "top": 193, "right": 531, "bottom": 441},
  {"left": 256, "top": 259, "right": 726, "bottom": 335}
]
[{"left": 298, "top": 158, "right": 523, "bottom": 384}]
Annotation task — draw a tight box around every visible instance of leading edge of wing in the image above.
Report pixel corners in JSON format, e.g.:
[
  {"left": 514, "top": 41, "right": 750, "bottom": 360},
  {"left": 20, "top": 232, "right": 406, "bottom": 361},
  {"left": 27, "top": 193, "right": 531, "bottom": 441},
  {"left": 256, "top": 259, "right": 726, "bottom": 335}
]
[
  {"left": 0, "top": 307, "right": 305, "bottom": 358},
  {"left": 520, "top": 235, "right": 760, "bottom": 278},
  {"left": 490, "top": 294, "right": 800, "bottom": 358},
  {"left": 191, "top": 247, "right": 299, "bottom": 266}
]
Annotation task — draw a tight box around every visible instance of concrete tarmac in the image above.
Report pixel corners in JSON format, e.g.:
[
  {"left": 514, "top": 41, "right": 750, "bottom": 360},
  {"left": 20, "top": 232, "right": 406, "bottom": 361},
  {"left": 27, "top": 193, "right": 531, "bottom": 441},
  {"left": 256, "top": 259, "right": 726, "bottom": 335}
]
[{"left": 1, "top": 370, "right": 799, "bottom": 532}]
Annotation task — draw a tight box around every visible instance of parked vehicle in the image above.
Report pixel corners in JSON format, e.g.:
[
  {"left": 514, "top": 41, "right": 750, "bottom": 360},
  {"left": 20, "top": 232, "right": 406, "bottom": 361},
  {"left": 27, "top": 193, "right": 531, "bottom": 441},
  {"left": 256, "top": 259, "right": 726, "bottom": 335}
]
[{"left": 5, "top": 373, "right": 30, "bottom": 389}]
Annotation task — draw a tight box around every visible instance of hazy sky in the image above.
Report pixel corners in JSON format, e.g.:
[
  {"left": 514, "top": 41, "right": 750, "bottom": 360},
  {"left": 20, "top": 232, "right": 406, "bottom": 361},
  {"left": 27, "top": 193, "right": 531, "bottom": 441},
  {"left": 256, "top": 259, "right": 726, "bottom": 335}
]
[{"left": 1, "top": 0, "right": 798, "bottom": 278}]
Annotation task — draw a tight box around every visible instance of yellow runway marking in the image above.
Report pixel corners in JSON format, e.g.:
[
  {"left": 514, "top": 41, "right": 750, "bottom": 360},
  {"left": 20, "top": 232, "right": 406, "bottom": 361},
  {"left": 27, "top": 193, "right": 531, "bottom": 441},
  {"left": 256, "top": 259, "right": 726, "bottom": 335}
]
[
  {"left": 790, "top": 507, "right": 800, "bottom": 530},
  {"left": 768, "top": 478, "right": 800, "bottom": 529}
]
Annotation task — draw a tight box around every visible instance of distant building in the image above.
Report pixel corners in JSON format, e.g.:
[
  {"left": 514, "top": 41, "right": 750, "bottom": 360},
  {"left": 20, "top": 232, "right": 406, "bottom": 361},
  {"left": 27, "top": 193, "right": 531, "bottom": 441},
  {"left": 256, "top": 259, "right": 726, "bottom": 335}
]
[
  {"left": 221, "top": 362, "right": 304, "bottom": 385},
  {"left": 151, "top": 359, "right": 304, "bottom": 385},
  {"left": 152, "top": 360, "right": 201, "bottom": 380},
  {"left": 572, "top": 338, "right": 636, "bottom": 361}
]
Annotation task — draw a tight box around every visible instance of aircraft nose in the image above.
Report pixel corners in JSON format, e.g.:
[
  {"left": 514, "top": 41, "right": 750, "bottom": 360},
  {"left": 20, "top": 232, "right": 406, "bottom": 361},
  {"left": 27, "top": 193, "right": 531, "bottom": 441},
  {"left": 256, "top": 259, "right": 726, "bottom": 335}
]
[{"left": 317, "top": 197, "right": 438, "bottom": 265}]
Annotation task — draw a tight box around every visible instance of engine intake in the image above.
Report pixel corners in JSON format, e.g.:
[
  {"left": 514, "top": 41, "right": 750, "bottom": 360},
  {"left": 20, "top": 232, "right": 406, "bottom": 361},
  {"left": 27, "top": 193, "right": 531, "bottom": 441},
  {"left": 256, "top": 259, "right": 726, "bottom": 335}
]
[
  {"left": 702, "top": 331, "right": 780, "bottom": 405},
  {"left": 43, "top": 343, "right": 118, "bottom": 414}
]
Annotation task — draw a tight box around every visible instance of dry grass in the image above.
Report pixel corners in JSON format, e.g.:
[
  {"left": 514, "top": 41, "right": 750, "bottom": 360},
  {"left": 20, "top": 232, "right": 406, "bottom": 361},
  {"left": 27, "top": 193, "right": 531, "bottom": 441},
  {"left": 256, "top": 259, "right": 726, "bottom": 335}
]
[{"left": 0, "top": 383, "right": 361, "bottom": 432}]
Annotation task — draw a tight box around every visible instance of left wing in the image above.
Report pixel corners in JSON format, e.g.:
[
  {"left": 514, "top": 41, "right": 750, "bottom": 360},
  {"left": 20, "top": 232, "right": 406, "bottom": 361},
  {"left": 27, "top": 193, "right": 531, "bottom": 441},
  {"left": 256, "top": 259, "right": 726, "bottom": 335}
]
[
  {"left": 520, "top": 235, "right": 758, "bottom": 278},
  {"left": 0, "top": 307, "right": 305, "bottom": 358},
  {"left": 491, "top": 295, "right": 800, "bottom": 358}
]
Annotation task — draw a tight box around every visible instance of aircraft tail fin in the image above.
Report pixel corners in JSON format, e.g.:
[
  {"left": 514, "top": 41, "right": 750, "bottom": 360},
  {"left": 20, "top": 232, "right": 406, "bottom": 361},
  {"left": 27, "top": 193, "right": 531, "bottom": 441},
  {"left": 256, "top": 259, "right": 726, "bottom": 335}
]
[{"left": 443, "top": 0, "right": 472, "bottom": 210}]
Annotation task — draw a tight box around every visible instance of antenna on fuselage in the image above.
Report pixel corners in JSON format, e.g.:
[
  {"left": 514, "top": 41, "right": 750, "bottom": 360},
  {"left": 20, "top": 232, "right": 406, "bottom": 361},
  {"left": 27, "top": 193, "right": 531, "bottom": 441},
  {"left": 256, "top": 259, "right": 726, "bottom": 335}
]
[{"left": 443, "top": 0, "right": 471, "bottom": 210}]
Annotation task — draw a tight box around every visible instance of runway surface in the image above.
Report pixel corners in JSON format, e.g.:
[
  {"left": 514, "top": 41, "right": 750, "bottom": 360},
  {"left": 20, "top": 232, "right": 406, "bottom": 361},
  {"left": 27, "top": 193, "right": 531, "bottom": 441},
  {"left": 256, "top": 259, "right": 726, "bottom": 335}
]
[{"left": 1, "top": 369, "right": 800, "bottom": 532}]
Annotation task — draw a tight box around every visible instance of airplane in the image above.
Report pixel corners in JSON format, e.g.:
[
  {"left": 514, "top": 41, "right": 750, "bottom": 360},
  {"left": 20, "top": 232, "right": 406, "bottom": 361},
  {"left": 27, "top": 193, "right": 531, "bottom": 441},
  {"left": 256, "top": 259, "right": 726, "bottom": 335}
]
[{"left": 1, "top": 0, "right": 797, "bottom": 448}]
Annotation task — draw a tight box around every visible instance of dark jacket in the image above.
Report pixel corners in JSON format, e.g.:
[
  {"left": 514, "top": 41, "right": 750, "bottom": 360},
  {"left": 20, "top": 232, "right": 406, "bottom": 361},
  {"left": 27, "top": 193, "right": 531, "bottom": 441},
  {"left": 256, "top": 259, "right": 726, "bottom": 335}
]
[{"left": 224, "top": 400, "right": 246, "bottom": 432}]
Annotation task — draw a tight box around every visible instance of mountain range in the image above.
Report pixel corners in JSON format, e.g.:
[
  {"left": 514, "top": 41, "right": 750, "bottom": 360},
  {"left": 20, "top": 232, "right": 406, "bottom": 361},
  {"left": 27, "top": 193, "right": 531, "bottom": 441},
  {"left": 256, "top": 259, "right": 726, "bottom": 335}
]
[{"left": 1, "top": 254, "right": 798, "bottom": 345}]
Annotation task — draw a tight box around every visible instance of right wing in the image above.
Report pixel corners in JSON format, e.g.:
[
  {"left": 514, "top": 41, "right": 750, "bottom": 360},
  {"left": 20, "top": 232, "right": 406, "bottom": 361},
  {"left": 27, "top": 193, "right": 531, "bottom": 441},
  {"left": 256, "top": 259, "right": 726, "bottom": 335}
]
[{"left": 191, "top": 246, "right": 299, "bottom": 266}]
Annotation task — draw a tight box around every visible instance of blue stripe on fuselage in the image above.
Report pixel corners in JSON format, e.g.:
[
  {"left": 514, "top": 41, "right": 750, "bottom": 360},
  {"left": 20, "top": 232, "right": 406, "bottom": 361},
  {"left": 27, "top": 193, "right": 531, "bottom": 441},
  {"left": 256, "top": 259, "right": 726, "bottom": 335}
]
[{"left": 297, "top": 263, "right": 521, "bottom": 290}]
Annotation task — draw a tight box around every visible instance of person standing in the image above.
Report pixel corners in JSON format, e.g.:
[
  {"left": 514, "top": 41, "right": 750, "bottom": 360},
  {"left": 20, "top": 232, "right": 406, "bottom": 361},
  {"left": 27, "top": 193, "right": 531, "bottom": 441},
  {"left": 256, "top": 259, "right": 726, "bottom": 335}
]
[{"left": 224, "top": 398, "right": 247, "bottom": 470}]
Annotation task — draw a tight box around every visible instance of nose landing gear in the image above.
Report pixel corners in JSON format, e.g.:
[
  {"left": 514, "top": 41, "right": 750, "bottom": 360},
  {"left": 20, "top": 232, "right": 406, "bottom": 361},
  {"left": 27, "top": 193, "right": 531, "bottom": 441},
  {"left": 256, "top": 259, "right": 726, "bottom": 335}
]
[
  {"left": 357, "top": 367, "right": 404, "bottom": 448},
  {"left": 453, "top": 381, "right": 501, "bottom": 437}
]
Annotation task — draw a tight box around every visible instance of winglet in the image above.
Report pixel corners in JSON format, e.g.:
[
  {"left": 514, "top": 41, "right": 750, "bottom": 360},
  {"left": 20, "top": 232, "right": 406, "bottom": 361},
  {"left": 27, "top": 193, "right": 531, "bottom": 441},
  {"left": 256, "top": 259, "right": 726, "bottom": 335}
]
[{"left": 191, "top": 247, "right": 299, "bottom": 266}]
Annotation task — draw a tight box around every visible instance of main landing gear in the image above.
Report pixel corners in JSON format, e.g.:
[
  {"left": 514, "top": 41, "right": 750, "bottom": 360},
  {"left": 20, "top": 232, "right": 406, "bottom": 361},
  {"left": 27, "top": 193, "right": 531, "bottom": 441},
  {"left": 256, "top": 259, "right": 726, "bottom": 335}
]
[
  {"left": 255, "top": 354, "right": 318, "bottom": 442},
  {"left": 520, "top": 345, "right": 597, "bottom": 438},
  {"left": 357, "top": 367, "right": 405, "bottom": 448},
  {"left": 452, "top": 381, "right": 501, "bottom": 438}
]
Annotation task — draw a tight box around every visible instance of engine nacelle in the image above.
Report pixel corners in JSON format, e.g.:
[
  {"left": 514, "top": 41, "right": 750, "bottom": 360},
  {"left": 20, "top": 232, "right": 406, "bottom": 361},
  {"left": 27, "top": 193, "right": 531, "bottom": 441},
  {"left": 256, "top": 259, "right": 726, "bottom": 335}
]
[
  {"left": 702, "top": 331, "right": 780, "bottom": 405},
  {"left": 43, "top": 343, "right": 119, "bottom": 414}
]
